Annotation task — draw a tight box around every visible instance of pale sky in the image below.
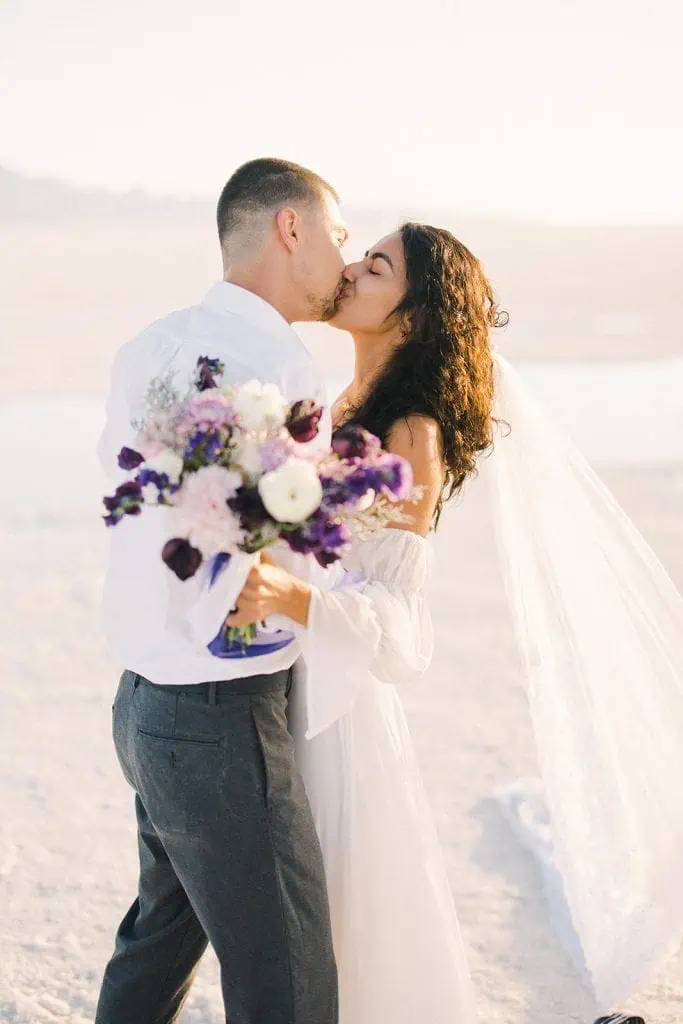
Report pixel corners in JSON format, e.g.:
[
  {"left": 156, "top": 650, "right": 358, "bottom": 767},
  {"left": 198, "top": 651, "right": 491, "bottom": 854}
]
[{"left": 1, "top": 0, "right": 682, "bottom": 224}]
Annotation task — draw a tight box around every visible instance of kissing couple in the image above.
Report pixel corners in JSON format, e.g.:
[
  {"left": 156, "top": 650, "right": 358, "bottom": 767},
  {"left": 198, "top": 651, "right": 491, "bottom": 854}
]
[{"left": 95, "top": 158, "right": 683, "bottom": 1023}]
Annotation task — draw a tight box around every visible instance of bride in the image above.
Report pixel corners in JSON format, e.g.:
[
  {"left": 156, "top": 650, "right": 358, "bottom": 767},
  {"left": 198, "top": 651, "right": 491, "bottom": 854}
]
[
  {"left": 227, "top": 221, "right": 494, "bottom": 1021},
  {"left": 229, "top": 222, "right": 683, "bottom": 1021}
]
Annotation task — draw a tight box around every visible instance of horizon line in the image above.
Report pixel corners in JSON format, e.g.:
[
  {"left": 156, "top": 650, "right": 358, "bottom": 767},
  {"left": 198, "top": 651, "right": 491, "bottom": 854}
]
[{"left": 2, "top": 161, "right": 683, "bottom": 232}]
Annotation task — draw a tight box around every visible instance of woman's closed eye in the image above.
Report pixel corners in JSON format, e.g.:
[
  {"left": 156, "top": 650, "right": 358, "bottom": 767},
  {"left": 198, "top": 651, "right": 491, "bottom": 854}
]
[{"left": 365, "top": 250, "right": 394, "bottom": 277}]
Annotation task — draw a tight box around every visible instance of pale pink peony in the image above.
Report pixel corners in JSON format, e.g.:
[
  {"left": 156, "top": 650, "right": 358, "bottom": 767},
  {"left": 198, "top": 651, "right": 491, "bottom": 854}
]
[
  {"left": 173, "top": 465, "right": 245, "bottom": 555},
  {"left": 183, "top": 391, "right": 236, "bottom": 431}
]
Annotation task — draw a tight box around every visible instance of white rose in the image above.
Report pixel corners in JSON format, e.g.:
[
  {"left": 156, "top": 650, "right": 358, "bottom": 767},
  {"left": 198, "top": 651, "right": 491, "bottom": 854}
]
[
  {"left": 145, "top": 448, "right": 184, "bottom": 483},
  {"left": 142, "top": 482, "right": 160, "bottom": 504},
  {"left": 234, "top": 438, "right": 263, "bottom": 478},
  {"left": 258, "top": 458, "right": 323, "bottom": 523},
  {"left": 232, "top": 379, "right": 287, "bottom": 433}
]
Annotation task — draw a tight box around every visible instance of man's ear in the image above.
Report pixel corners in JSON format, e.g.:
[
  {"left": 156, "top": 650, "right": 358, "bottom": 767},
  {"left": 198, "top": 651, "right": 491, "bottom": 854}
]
[{"left": 275, "top": 206, "right": 300, "bottom": 254}]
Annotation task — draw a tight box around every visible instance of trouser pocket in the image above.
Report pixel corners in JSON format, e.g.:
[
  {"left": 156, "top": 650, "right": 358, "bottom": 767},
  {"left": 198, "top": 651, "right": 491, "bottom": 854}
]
[{"left": 112, "top": 670, "right": 138, "bottom": 789}]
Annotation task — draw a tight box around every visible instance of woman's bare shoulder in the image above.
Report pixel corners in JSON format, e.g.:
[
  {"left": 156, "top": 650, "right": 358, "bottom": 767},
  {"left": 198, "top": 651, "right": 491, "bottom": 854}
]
[
  {"left": 386, "top": 414, "right": 443, "bottom": 460},
  {"left": 385, "top": 415, "right": 445, "bottom": 534}
]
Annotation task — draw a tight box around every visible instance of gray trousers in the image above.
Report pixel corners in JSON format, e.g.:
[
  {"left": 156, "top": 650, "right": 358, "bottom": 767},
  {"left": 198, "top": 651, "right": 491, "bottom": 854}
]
[{"left": 96, "top": 668, "right": 339, "bottom": 1024}]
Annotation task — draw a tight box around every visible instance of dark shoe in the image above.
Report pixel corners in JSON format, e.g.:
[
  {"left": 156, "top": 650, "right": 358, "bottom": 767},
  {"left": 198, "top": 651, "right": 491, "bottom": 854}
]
[{"left": 594, "top": 1015, "right": 645, "bottom": 1024}]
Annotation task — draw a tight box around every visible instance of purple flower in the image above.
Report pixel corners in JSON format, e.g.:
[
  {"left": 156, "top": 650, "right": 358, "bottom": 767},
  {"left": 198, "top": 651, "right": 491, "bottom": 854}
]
[
  {"left": 185, "top": 430, "right": 206, "bottom": 455},
  {"left": 228, "top": 486, "right": 272, "bottom": 531},
  {"left": 115, "top": 480, "right": 143, "bottom": 499},
  {"left": 205, "top": 432, "right": 223, "bottom": 460},
  {"left": 331, "top": 424, "right": 381, "bottom": 460},
  {"left": 183, "top": 428, "right": 226, "bottom": 465},
  {"left": 118, "top": 446, "right": 144, "bottom": 471},
  {"left": 137, "top": 468, "right": 169, "bottom": 490},
  {"left": 317, "top": 517, "right": 351, "bottom": 553},
  {"left": 134, "top": 467, "right": 177, "bottom": 504},
  {"left": 286, "top": 509, "right": 350, "bottom": 564},
  {"left": 374, "top": 453, "right": 413, "bottom": 500},
  {"left": 102, "top": 479, "right": 144, "bottom": 525},
  {"left": 286, "top": 400, "right": 324, "bottom": 443},
  {"left": 194, "top": 356, "right": 225, "bottom": 392},
  {"left": 161, "top": 537, "right": 203, "bottom": 580},
  {"left": 345, "top": 465, "right": 380, "bottom": 498},
  {"left": 286, "top": 526, "right": 318, "bottom": 556},
  {"left": 320, "top": 476, "right": 354, "bottom": 509}
]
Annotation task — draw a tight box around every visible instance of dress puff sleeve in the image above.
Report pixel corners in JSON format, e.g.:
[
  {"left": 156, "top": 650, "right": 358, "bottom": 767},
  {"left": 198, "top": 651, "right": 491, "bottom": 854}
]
[{"left": 294, "top": 528, "right": 435, "bottom": 740}]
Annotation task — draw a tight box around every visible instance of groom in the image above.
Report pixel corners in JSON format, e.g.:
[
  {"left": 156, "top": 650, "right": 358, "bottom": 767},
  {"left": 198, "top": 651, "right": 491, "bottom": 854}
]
[{"left": 95, "top": 158, "right": 349, "bottom": 1023}]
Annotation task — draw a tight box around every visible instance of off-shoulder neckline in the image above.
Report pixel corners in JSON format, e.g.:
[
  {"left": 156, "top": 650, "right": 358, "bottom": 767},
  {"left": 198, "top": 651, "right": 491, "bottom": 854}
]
[{"left": 363, "top": 527, "right": 430, "bottom": 544}]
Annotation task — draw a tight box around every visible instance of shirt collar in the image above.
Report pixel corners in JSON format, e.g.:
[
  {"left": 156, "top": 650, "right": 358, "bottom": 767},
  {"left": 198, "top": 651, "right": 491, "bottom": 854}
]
[{"left": 201, "top": 281, "right": 298, "bottom": 345}]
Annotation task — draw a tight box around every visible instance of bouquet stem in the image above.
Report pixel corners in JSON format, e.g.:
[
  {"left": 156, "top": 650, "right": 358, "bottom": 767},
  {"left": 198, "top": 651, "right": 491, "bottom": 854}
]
[{"left": 224, "top": 623, "right": 258, "bottom": 650}]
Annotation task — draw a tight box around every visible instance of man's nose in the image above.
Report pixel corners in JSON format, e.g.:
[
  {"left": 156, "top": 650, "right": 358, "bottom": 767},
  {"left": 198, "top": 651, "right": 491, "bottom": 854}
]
[{"left": 343, "top": 262, "right": 361, "bottom": 282}]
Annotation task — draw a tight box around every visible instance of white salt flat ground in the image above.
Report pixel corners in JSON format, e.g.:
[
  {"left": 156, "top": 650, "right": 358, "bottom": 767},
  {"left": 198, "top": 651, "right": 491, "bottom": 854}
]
[
  {"left": 2, "top": 359, "right": 683, "bottom": 1022},
  {"left": 4, "top": 357, "right": 683, "bottom": 519}
]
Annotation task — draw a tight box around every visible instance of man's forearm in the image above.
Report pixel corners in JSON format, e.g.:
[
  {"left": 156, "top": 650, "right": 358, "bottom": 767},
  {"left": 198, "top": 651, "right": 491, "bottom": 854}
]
[{"left": 279, "top": 577, "right": 312, "bottom": 627}]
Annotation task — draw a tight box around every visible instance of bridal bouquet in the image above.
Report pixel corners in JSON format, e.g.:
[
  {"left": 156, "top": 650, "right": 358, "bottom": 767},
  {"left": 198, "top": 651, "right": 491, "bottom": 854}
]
[{"left": 103, "top": 356, "right": 419, "bottom": 656}]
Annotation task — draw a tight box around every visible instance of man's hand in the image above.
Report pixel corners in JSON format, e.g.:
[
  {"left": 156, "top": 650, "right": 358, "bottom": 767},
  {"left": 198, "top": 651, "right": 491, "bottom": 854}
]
[{"left": 225, "top": 550, "right": 312, "bottom": 628}]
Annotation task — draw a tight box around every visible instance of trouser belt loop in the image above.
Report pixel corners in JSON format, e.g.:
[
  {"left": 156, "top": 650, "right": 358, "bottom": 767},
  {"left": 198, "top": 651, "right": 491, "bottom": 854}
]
[{"left": 208, "top": 680, "right": 218, "bottom": 705}]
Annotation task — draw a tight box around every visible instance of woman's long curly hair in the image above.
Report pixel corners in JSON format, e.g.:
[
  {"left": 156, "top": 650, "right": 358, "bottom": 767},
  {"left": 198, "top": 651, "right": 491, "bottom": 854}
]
[{"left": 337, "top": 223, "right": 508, "bottom": 528}]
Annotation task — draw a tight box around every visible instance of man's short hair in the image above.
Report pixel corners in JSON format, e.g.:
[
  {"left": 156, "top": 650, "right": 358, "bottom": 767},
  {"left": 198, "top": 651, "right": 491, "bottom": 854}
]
[{"left": 216, "top": 158, "right": 339, "bottom": 246}]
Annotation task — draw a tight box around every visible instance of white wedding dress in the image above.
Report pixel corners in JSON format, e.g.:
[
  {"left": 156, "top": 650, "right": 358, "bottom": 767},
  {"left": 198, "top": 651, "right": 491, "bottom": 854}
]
[
  {"left": 270, "top": 351, "right": 683, "bottom": 1016},
  {"left": 284, "top": 527, "right": 477, "bottom": 1023}
]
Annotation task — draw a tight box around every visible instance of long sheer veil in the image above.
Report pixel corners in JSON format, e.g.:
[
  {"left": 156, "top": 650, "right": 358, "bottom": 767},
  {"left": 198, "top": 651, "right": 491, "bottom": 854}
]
[{"left": 486, "top": 352, "right": 683, "bottom": 1007}]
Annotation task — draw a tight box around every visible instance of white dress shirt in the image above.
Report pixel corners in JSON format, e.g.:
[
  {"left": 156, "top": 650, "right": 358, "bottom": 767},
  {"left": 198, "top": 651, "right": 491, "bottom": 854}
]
[{"left": 98, "top": 281, "right": 334, "bottom": 685}]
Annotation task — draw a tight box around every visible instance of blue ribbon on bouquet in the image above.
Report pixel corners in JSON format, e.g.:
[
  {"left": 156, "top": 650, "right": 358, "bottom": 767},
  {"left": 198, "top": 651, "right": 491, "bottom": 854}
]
[{"left": 206, "top": 553, "right": 296, "bottom": 659}]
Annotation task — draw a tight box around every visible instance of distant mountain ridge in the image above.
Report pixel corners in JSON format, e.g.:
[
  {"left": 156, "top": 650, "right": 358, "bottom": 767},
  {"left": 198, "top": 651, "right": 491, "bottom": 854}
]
[
  {"left": 0, "top": 165, "right": 210, "bottom": 222},
  {"left": 1, "top": 165, "right": 681, "bottom": 358}
]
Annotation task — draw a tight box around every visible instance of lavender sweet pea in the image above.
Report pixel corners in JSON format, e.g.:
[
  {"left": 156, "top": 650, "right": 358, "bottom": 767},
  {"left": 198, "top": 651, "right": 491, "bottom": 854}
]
[
  {"left": 346, "top": 465, "right": 381, "bottom": 498},
  {"left": 374, "top": 453, "right": 414, "bottom": 500},
  {"left": 331, "top": 424, "right": 381, "bottom": 460},
  {"left": 320, "top": 476, "right": 355, "bottom": 509},
  {"left": 287, "top": 508, "right": 351, "bottom": 565},
  {"left": 259, "top": 437, "right": 292, "bottom": 472}
]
